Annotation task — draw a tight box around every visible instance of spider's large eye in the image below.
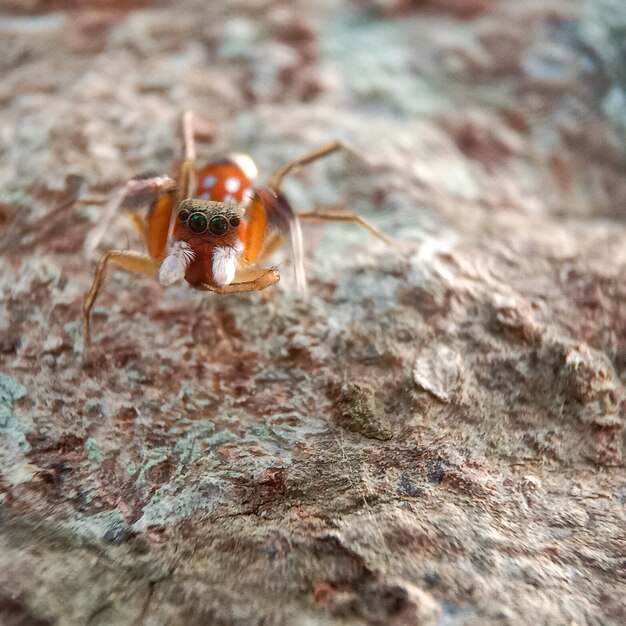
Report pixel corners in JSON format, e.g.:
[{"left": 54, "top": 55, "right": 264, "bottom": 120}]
[
  {"left": 208, "top": 215, "right": 229, "bottom": 236},
  {"left": 178, "top": 210, "right": 190, "bottom": 222},
  {"left": 188, "top": 212, "right": 207, "bottom": 234}
]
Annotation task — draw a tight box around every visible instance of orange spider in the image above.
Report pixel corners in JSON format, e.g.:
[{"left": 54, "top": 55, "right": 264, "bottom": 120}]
[{"left": 83, "top": 112, "right": 391, "bottom": 346}]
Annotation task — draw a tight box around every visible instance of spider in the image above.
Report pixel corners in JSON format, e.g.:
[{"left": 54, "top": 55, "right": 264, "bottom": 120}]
[{"left": 83, "top": 112, "right": 391, "bottom": 346}]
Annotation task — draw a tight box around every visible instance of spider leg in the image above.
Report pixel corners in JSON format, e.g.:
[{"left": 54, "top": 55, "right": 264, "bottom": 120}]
[
  {"left": 84, "top": 111, "right": 198, "bottom": 257},
  {"left": 140, "top": 110, "right": 202, "bottom": 267},
  {"left": 298, "top": 210, "right": 394, "bottom": 246},
  {"left": 177, "top": 110, "right": 197, "bottom": 201},
  {"left": 84, "top": 174, "right": 176, "bottom": 255},
  {"left": 129, "top": 212, "right": 148, "bottom": 241},
  {"left": 136, "top": 111, "right": 200, "bottom": 263},
  {"left": 146, "top": 192, "right": 176, "bottom": 260},
  {"left": 267, "top": 141, "right": 347, "bottom": 191},
  {"left": 245, "top": 141, "right": 357, "bottom": 295},
  {"left": 243, "top": 189, "right": 307, "bottom": 293},
  {"left": 195, "top": 268, "right": 280, "bottom": 294},
  {"left": 256, "top": 231, "right": 285, "bottom": 261},
  {"left": 83, "top": 250, "right": 160, "bottom": 347}
]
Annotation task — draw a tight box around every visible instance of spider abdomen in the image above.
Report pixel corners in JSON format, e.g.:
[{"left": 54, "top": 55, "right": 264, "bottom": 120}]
[{"left": 195, "top": 158, "right": 253, "bottom": 205}]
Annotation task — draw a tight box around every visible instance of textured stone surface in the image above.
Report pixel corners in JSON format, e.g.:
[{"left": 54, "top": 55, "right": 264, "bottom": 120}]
[{"left": 0, "top": 1, "right": 625, "bottom": 625}]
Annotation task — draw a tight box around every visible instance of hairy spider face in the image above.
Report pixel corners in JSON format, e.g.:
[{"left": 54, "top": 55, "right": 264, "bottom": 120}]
[
  {"left": 176, "top": 199, "right": 243, "bottom": 239},
  {"left": 168, "top": 198, "right": 245, "bottom": 289}
]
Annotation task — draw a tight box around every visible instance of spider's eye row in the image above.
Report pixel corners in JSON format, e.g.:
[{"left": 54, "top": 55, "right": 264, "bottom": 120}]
[
  {"left": 184, "top": 212, "right": 235, "bottom": 236},
  {"left": 208, "top": 215, "right": 229, "bottom": 236},
  {"left": 188, "top": 212, "right": 208, "bottom": 234}
]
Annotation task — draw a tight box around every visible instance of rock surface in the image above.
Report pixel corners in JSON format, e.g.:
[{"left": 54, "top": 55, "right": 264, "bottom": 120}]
[{"left": 0, "top": 1, "right": 625, "bottom": 624}]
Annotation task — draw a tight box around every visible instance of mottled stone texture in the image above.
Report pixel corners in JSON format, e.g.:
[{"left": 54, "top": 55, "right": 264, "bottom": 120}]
[{"left": 0, "top": 1, "right": 625, "bottom": 625}]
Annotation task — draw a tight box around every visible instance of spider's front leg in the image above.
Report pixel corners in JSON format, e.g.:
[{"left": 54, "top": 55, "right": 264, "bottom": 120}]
[
  {"left": 83, "top": 174, "right": 177, "bottom": 256},
  {"left": 241, "top": 148, "right": 347, "bottom": 293},
  {"left": 83, "top": 112, "right": 200, "bottom": 347},
  {"left": 268, "top": 141, "right": 393, "bottom": 245},
  {"left": 83, "top": 111, "right": 198, "bottom": 257},
  {"left": 266, "top": 140, "right": 346, "bottom": 190},
  {"left": 243, "top": 140, "right": 392, "bottom": 293},
  {"left": 83, "top": 251, "right": 160, "bottom": 347},
  {"left": 82, "top": 177, "right": 177, "bottom": 348}
]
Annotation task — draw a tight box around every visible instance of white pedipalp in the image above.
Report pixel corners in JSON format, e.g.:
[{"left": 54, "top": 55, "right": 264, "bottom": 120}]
[
  {"left": 212, "top": 241, "right": 243, "bottom": 286},
  {"left": 159, "top": 241, "right": 195, "bottom": 286}
]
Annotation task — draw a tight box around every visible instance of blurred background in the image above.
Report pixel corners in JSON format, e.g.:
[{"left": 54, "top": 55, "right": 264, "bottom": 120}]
[{"left": 2, "top": 0, "right": 626, "bottom": 219}]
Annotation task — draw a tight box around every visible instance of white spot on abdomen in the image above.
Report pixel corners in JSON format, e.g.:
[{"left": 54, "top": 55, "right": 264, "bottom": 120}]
[
  {"left": 225, "top": 176, "right": 241, "bottom": 193},
  {"left": 203, "top": 175, "right": 217, "bottom": 188}
]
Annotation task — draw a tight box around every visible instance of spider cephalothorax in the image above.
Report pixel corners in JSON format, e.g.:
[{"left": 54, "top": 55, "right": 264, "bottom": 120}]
[
  {"left": 160, "top": 200, "right": 246, "bottom": 288},
  {"left": 82, "top": 111, "right": 391, "bottom": 346}
]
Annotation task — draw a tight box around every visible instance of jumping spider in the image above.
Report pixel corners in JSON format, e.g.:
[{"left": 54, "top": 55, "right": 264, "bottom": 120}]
[{"left": 83, "top": 112, "right": 390, "bottom": 346}]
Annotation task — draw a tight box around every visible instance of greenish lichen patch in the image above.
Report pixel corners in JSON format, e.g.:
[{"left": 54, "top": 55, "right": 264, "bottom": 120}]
[
  {"left": 0, "top": 373, "right": 26, "bottom": 427},
  {"left": 0, "top": 374, "right": 30, "bottom": 450},
  {"left": 85, "top": 438, "right": 103, "bottom": 464},
  {"left": 0, "top": 374, "right": 32, "bottom": 482}
]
